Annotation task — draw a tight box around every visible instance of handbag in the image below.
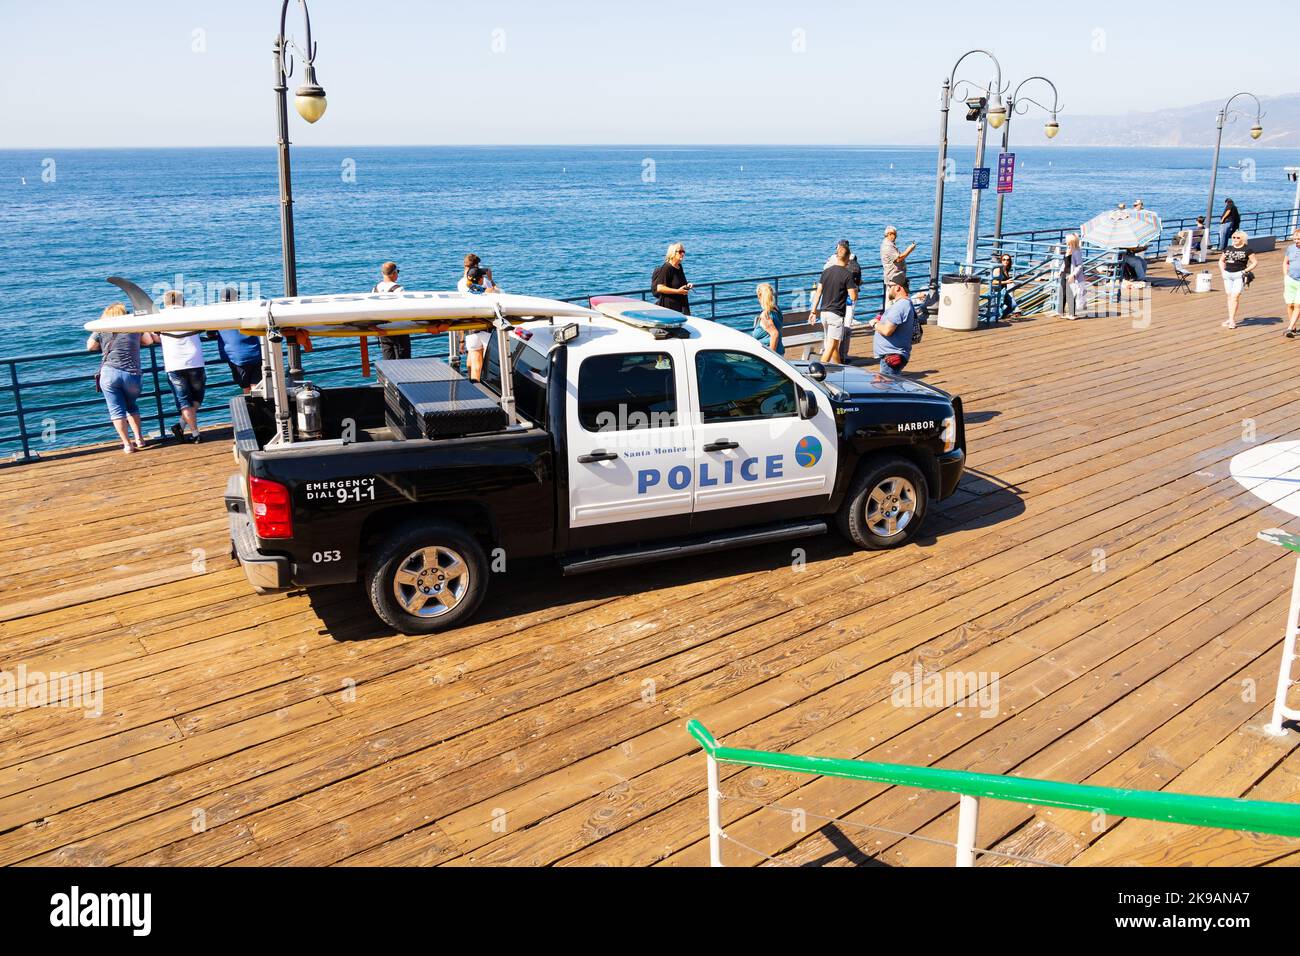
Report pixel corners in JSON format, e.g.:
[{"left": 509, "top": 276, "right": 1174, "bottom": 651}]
[{"left": 93, "top": 332, "right": 111, "bottom": 392}]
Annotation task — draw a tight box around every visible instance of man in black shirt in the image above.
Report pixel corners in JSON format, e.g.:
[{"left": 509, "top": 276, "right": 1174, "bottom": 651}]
[
  {"left": 652, "top": 243, "right": 692, "bottom": 314},
  {"left": 1220, "top": 199, "right": 1241, "bottom": 252},
  {"left": 809, "top": 240, "right": 859, "bottom": 364}
]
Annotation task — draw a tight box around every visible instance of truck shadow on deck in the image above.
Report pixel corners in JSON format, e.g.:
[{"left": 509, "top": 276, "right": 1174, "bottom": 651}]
[{"left": 303, "top": 469, "right": 1024, "bottom": 644}]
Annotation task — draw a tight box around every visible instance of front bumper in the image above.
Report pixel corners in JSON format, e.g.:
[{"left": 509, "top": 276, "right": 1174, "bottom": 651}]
[
  {"left": 937, "top": 448, "right": 966, "bottom": 500},
  {"left": 225, "top": 474, "right": 294, "bottom": 593}
]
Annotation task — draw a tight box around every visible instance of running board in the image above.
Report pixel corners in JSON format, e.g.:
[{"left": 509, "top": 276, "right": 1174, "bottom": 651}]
[{"left": 560, "top": 519, "right": 828, "bottom": 576}]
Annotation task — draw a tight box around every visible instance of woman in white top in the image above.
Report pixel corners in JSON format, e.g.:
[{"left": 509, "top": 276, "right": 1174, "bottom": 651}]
[{"left": 159, "top": 290, "right": 207, "bottom": 442}]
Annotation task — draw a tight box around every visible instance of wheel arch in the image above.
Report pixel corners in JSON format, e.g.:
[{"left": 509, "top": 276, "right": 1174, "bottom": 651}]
[{"left": 359, "top": 501, "right": 497, "bottom": 575}]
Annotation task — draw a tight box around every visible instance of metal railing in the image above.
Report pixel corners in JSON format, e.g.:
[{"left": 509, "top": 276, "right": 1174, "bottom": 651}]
[
  {"left": 997, "top": 206, "right": 1295, "bottom": 260},
  {"left": 687, "top": 719, "right": 1300, "bottom": 867},
  {"left": 1, "top": 252, "right": 937, "bottom": 464},
  {"left": 8, "top": 205, "right": 1290, "bottom": 463}
]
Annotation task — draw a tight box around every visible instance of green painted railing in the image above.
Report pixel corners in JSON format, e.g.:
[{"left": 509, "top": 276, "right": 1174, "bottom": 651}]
[{"left": 687, "top": 719, "right": 1300, "bottom": 865}]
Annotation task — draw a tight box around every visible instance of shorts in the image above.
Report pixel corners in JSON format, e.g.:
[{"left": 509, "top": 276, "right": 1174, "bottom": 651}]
[
  {"left": 465, "top": 330, "right": 491, "bottom": 351},
  {"left": 1286, "top": 275, "right": 1300, "bottom": 306},
  {"left": 1222, "top": 271, "right": 1245, "bottom": 296},
  {"left": 877, "top": 352, "right": 909, "bottom": 375},
  {"left": 821, "top": 311, "right": 845, "bottom": 348},
  {"left": 167, "top": 367, "right": 206, "bottom": 412},
  {"left": 230, "top": 361, "right": 262, "bottom": 390},
  {"left": 100, "top": 366, "right": 142, "bottom": 420}
]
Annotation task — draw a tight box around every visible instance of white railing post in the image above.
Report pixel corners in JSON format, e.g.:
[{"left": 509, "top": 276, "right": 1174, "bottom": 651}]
[
  {"left": 955, "top": 794, "right": 980, "bottom": 867},
  {"left": 1267, "top": 555, "right": 1300, "bottom": 736},
  {"left": 706, "top": 753, "right": 724, "bottom": 867}
]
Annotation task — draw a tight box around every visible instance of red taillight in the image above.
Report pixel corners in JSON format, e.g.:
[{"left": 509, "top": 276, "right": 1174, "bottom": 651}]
[{"left": 249, "top": 476, "right": 293, "bottom": 539}]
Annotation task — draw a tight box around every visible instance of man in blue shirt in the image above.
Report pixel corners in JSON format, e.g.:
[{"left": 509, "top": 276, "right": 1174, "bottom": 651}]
[
  {"left": 212, "top": 286, "right": 264, "bottom": 393},
  {"left": 874, "top": 280, "right": 915, "bottom": 375}
]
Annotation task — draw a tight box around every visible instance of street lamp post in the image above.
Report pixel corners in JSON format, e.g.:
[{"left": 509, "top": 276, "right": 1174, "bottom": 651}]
[
  {"left": 1204, "top": 92, "right": 1263, "bottom": 256},
  {"left": 274, "top": 0, "right": 328, "bottom": 382},
  {"left": 962, "top": 86, "right": 996, "bottom": 274},
  {"left": 992, "top": 77, "right": 1062, "bottom": 250},
  {"left": 928, "top": 50, "right": 1006, "bottom": 295},
  {"left": 1284, "top": 167, "right": 1299, "bottom": 236}
]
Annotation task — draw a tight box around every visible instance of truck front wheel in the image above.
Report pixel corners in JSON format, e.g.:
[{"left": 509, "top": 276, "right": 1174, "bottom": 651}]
[
  {"left": 837, "top": 456, "right": 929, "bottom": 550},
  {"left": 366, "top": 522, "right": 489, "bottom": 634}
]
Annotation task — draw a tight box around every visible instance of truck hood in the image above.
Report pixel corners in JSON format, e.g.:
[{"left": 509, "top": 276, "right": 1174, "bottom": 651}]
[{"left": 792, "top": 362, "right": 953, "bottom": 406}]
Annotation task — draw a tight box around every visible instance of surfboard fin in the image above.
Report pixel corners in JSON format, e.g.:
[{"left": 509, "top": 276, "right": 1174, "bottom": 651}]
[{"left": 106, "top": 276, "right": 156, "bottom": 315}]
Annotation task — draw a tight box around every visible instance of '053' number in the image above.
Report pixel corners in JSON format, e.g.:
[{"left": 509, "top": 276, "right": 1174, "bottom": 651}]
[{"left": 312, "top": 550, "right": 342, "bottom": 563}]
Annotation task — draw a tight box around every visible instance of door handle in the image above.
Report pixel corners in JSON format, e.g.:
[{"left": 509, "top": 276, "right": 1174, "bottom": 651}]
[
  {"left": 577, "top": 449, "right": 619, "bottom": 463},
  {"left": 703, "top": 439, "right": 740, "bottom": 452}
]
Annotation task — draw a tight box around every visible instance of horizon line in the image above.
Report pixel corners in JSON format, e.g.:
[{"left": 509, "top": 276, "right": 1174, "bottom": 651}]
[{"left": 2, "top": 142, "right": 1289, "bottom": 152}]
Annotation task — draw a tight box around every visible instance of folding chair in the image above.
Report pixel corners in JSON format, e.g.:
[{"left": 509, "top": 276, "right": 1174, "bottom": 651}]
[{"left": 1170, "top": 260, "right": 1193, "bottom": 294}]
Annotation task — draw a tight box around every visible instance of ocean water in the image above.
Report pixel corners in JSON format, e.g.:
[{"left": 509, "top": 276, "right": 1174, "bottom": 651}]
[{"left": 0, "top": 144, "right": 1294, "bottom": 451}]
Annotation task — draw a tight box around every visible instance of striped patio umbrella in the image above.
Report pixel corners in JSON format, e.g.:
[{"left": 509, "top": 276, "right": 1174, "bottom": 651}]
[{"left": 1080, "top": 209, "right": 1163, "bottom": 249}]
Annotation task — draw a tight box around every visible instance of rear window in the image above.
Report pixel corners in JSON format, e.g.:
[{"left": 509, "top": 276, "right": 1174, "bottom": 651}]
[
  {"left": 578, "top": 352, "right": 677, "bottom": 432},
  {"left": 481, "top": 335, "right": 548, "bottom": 425}
]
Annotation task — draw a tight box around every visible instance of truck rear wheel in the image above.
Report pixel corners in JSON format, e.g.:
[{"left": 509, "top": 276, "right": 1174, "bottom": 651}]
[
  {"left": 837, "top": 455, "right": 928, "bottom": 550},
  {"left": 366, "top": 522, "right": 488, "bottom": 634}
]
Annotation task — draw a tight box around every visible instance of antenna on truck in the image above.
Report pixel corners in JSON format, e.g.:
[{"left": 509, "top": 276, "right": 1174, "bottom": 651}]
[
  {"left": 492, "top": 301, "right": 517, "bottom": 426},
  {"left": 263, "top": 302, "right": 294, "bottom": 447}
]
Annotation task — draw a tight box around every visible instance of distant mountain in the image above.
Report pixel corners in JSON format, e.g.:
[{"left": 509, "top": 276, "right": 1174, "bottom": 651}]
[{"left": 1053, "top": 92, "right": 1300, "bottom": 148}]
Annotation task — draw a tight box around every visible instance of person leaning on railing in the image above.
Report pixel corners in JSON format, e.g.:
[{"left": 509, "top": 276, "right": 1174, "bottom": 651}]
[
  {"left": 86, "top": 303, "right": 159, "bottom": 455},
  {"left": 751, "top": 283, "right": 785, "bottom": 355},
  {"left": 991, "top": 253, "right": 1019, "bottom": 321}
]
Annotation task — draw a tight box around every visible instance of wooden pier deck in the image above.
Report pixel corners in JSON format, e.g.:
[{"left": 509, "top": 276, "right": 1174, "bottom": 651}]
[{"left": 3, "top": 251, "right": 1299, "bottom": 867}]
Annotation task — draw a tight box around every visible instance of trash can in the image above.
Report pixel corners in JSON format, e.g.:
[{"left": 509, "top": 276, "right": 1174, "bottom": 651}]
[
  {"left": 1194, "top": 271, "right": 1213, "bottom": 294},
  {"left": 938, "top": 273, "right": 982, "bottom": 330}
]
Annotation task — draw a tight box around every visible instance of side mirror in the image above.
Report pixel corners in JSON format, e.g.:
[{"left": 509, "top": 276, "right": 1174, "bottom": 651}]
[
  {"left": 798, "top": 386, "right": 818, "bottom": 420},
  {"left": 806, "top": 361, "right": 827, "bottom": 382}
]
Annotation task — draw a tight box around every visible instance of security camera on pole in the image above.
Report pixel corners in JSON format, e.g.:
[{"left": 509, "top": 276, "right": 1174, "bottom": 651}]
[{"left": 928, "top": 50, "right": 1006, "bottom": 297}]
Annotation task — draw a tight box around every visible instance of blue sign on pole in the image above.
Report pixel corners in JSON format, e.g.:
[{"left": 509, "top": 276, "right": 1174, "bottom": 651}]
[{"left": 972, "top": 167, "right": 991, "bottom": 190}]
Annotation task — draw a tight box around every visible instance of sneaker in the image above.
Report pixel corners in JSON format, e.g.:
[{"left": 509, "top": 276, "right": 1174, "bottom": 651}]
[
  {"left": 1288, "top": 330, "right": 1297, "bottom": 339},
  {"left": 189, "top": 432, "right": 202, "bottom": 444}
]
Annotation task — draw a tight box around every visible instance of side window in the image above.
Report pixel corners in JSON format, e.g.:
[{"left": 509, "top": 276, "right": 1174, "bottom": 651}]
[
  {"left": 695, "top": 350, "right": 796, "bottom": 423},
  {"left": 578, "top": 352, "right": 677, "bottom": 432}
]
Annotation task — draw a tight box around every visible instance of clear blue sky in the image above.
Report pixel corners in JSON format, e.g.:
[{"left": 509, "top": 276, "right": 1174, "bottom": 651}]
[{"left": 1, "top": 0, "right": 1293, "bottom": 147}]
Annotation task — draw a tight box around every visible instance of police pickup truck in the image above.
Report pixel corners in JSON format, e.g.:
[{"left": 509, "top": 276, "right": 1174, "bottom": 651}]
[{"left": 226, "top": 305, "right": 965, "bottom": 634}]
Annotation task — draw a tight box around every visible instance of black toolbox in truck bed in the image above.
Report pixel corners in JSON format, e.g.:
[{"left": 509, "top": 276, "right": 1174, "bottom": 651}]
[{"left": 376, "top": 358, "right": 509, "bottom": 440}]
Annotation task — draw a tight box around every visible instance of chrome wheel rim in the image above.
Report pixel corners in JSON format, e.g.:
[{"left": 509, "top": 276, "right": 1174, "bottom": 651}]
[
  {"left": 865, "top": 476, "right": 917, "bottom": 539},
  {"left": 392, "top": 546, "right": 470, "bottom": 617}
]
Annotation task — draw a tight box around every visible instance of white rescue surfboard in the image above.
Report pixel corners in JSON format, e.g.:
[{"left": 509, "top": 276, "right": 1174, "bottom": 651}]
[{"left": 85, "top": 288, "right": 598, "bottom": 335}]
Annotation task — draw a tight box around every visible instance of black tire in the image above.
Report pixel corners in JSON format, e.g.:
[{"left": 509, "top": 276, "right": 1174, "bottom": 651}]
[
  {"left": 365, "top": 521, "right": 489, "bottom": 634},
  {"left": 837, "top": 455, "right": 929, "bottom": 550}
]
